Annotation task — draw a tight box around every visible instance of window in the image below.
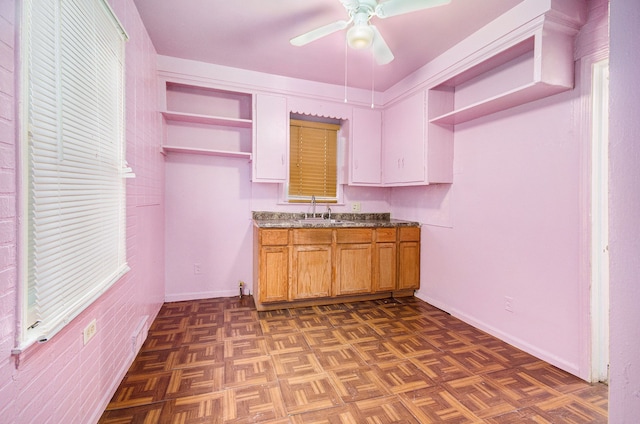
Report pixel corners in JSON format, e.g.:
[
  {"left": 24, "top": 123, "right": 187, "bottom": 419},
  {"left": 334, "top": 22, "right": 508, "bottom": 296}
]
[
  {"left": 17, "top": 0, "right": 128, "bottom": 349},
  {"left": 288, "top": 119, "right": 340, "bottom": 203}
]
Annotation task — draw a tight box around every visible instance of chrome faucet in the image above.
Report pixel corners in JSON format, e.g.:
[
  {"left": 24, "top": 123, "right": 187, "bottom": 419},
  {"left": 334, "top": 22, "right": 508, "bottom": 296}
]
[
  {"left": 311, "top": 195, "right": 316, "bottom": 218},
  {"left": 326, "top": 205, "right": 332, "bottom": 220}
]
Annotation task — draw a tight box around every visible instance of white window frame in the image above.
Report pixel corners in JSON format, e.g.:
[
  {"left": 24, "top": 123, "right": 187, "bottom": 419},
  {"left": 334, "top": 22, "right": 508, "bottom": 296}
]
[{"left": 15, "top": 0, "right": 129, "bottom": 351}]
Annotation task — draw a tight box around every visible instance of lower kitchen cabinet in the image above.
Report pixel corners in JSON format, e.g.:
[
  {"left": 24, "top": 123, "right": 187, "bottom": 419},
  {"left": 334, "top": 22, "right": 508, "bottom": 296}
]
[
  {"left": 254, "top": 228, "right": 289, "bottom": 304},
  {"left": 335, "top": 228, "right": 374, "bottom": 295},
  {"left": 398, "top": 227, "right": 421, "bottom": 290},
  {"left": 373, "top": 228, "right": 397, "bottom": 292},
  {"left": 253, "top": 225, "right": 420, "bottom": 310},
  {"left": 291, "top": 229, "right": 333, "bottom": 300},
  {"left": 258, "top": 246, "right": 289, "bottom": 303},
  {"left": 292, "top": 245, "right": 332, "bottom": 299}
]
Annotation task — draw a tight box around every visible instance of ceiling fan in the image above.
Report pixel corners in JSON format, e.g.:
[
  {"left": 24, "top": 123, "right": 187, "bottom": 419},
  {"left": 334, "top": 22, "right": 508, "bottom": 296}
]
[{"left": 290, "top": 0, "right": 452, "bottom": 65}]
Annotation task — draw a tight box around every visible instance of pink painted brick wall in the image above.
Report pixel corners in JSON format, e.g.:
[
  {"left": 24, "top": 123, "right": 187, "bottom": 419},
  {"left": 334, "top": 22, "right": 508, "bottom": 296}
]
[{"left": 0, "top": 1, "right": 165, "bottom": 423}]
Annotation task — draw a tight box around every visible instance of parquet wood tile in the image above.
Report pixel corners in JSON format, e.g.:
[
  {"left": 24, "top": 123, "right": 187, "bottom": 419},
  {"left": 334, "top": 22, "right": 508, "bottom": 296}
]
[
  {"left": 106, "top": 371, "right": 173, "bottom": 410},
  {"left": 140, "top": 330, "right": 184, "bottom": 352},
  {"left": 351, "top": 340, "right": 405, "bottom": 364},
  {"left": 224, "top": 383, "right": 288, "bottom": 423},
  {"left": 447, "top": 344, "right": 508, "bottom": 374},
  {"left": 292, "top": 314, "right": 333, "bottom": 331},
  {"left": 278, "top": 373, "right": 342, "bottom": 414},
  {"left": 531, "top": 394, "right": 608, "bottom": 423},
  {"left": 99, "top": 403, "right": 166, "bottom": 424},
  {"left": 483, "top": 367, "right": 565, "bottom": 408},
  {"left": 420, "top": 328, "right": 471, "bottom": 351},
  {"left": 158, "top": 392, "right": 226, "bottom": 424},
  {"left": 165, "top": 364, "right": 225, "bottom": 399},
  {"left": 443, "top": 375, "right": 519, "bottom": 419},
  {"left": 265, "top": 333, "right": 311, "bottom": 354},
  {"left": 224, "top": 337, "right": 269, "bottom": 359},
  {"left": 224, "top": 355, "right": 276, "bottom": 388},
  {"left": 183, "top": 324, "right": 224, "bottom": 344},
  {"left": 311, "top": 344, "right": 367, "bottom": 371},
  {"left": 100, "top": 296, "right": 608, "bottom": 423},
  {"left": 373, "top": 359, "right": 436, "bottom": 394},
  {"left": 328, "top": 366, "right": 390, "bottom": 402},
  {"left": 409, "top": 352, "right": 473, "bottom": 383},
  {"left": 325, "top": 310, "right": 364, "bottom": 327},
  {"left": 175, "top": 342, "right": 225, "bottom": 368},
  {"left": 385, "top": 333, "right": 440, "bottom": 358},
  {"left": 368, "top": 320, "right": 413, "bottom": 337},
  {"left": 271, "top": 351, "right": 324, "bottom": 378},
  {"left": 400, "top": 386, "right": 483, "bottom": 423},
  {"left": 333, "top": 323, "right": 380, "bottom": 344},
  {"left": 519, "top": 361, "right": 596, "bottom": 394}
]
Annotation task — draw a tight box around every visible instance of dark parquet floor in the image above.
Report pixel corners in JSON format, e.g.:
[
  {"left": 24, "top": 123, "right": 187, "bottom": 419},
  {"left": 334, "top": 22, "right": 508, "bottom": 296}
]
[{"left": 99, "top": 296, "right": 608, "bottom": 423}]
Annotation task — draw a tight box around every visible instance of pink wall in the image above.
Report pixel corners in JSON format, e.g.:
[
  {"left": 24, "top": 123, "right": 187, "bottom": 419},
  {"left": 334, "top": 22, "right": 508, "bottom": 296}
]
[
  {"left": 390, "top": 0, "right": 609, "bottom": 380},
  {"left": 164, "top": 154, "right": 253, "bottom": 300},
  {"left": 608, "top": 0, "right": 640, "bottom": 420},
  {"left": 0, "top": 0, "right": 165, "bottom": 422}
]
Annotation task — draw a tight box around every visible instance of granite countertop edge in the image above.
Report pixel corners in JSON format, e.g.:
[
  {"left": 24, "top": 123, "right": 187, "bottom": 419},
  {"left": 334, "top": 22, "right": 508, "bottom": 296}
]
[{"left": 252, "top": 211, "right": 420, "bottom": 228}]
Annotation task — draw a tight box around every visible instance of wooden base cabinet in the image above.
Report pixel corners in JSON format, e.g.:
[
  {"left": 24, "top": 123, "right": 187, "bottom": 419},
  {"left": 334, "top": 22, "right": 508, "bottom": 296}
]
[
  {"left": 291, "top": 229, "right": 333, "bottom": 300},
  {"left": 373, "top": 228, "right": 397, "bottom": 292},
  {"left": 335, "top": 228, "right": 374, "bottom": 296},
  {"left": 254, "top": 228, "right": 290, "bottom": 304},
  {"left": 398, "top": 227, "right": 421, "bottom": 290},
  {"left": 292, "top": 245, "right": 332, "bottom": 300},
  {"left": 254, "top": 225, "right": 420, "bottom": 310}
]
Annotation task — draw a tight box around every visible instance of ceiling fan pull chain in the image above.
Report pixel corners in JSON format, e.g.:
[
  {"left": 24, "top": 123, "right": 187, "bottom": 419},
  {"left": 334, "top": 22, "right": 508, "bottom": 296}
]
[
  {"left": 344, "top": 37, "right": 349, "bottom": 103},
  {"left": 371, "top": 52, "right": 375, "bottom": 109}
]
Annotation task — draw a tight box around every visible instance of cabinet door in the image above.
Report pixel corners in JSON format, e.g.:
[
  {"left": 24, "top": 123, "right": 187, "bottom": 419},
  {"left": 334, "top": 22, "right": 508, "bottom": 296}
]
[
  {"left": 374, "top": 242, "right": 397, "bottom": 292},
  {"left": 292, "top": 245, "right": 332, "bottom": 299},
  {"left": 398, "top": 227, "right": 420, "bottom": 290},
  {"left": 398, "top": 241, "right": 420, "bottom": 290},
  {"left": 253, "top": 94, "right": 287, "bottom": 182},
  {"left": 335, "top": 243, "right": 372, "bottom": 295},
  {"left": 259, "top": 246, "right": 289, "bottom": 303},
  {"left": 383, "top": 91, "right": 426, "bottom": 184},
  {"left": 350, "top": 108, "right": 382, "bottom": 185}
]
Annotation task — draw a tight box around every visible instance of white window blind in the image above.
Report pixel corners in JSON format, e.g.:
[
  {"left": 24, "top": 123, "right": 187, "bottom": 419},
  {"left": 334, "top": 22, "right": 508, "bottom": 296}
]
[{"left": 18, "top": 0, "right": 129, "bottom": 349}]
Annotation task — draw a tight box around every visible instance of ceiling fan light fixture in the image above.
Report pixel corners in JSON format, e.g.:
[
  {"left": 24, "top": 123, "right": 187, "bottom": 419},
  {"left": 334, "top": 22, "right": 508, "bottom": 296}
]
[{"left": 347, "top": 24, "right": 374, "bottom": 49}]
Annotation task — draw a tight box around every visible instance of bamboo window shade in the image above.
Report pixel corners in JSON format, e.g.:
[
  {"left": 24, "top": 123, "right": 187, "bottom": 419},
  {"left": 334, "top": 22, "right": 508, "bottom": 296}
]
[{"left": 289, "top": 119, "right": 340, "bottom": 201}]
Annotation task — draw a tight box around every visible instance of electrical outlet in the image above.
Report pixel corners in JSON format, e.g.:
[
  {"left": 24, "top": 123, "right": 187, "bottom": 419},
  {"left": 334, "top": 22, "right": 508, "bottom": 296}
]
[
  {"left": 83, "top": 319, "right": 97, "bottom": 345},
  {"left": 194, "top": 263, "right": 201, "bottom": 275},
  {"left": 351, "top": 202, "right": 361, "bottom": 212},
  {"left": 504, "top": 296, "right": 514, "bottom": 313}
]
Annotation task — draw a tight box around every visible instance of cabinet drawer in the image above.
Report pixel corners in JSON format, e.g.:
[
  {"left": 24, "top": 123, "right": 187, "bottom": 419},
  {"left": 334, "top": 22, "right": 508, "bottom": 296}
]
[
  {"left": 260, "top": 229, "right": 289, "bottom": 246},
  {"left": 399, "top": 226, "right": 420, "bottom": 242},
  {"left": 293, "top": 229, "right": 333, "bottom": 245},
  {"left": 336, "top": 228, "right": 373, "bottom": 244},
  {"left": 376, "top": 228, "right": 397, "bottom": 243}
]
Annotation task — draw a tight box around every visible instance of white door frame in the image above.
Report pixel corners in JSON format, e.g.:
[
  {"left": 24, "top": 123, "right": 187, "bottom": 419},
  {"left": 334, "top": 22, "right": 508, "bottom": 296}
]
[{"left": 590, "top": 58, "right": 610, "bottom": 383}]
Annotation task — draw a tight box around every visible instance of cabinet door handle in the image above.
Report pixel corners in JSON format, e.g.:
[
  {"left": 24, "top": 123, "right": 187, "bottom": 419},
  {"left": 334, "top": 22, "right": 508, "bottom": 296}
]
[{"left": 281, "top": 154, "right": 285, "bottom": 165}]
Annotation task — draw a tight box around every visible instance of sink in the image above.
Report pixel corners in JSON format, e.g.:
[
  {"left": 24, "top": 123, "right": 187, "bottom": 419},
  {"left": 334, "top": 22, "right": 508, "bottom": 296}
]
[{"left": 294, "top": 218, "right": 355, "bottom": 225}]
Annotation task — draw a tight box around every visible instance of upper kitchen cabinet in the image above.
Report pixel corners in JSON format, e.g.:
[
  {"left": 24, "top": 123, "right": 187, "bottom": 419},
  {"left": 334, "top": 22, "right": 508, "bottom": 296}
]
[
  {"left": 382, "top": 90, "right": 453, "bottom": 186},
  {"left": 253, "top": 94, "right": 288, "bottom": 182},
  {"left": 427, "top": 2, "right": 586, "bottom": 125},
  {"left": 160, "top": 79, "right": 252, "bottom": 159},
  {"left": 349, "top": 107, "right": 382, "bottom": 185}
]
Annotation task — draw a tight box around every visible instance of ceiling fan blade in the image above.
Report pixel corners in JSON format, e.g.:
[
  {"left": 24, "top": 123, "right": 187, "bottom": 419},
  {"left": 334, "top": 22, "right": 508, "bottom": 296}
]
[
  {"left": 375, "top": 0, "right": 451, "bottom": 19},
  {"left": 290, "top": 20, "right": 350, "bottom": 46},
  {"left": 370, "top": 25, "right": 394, "bottom": 65}
]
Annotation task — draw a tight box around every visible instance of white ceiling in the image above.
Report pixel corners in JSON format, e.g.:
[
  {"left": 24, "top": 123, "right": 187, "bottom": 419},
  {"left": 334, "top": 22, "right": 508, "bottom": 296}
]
[{"left": 133, "top": 0, "right": 524, "bottom": 91}]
